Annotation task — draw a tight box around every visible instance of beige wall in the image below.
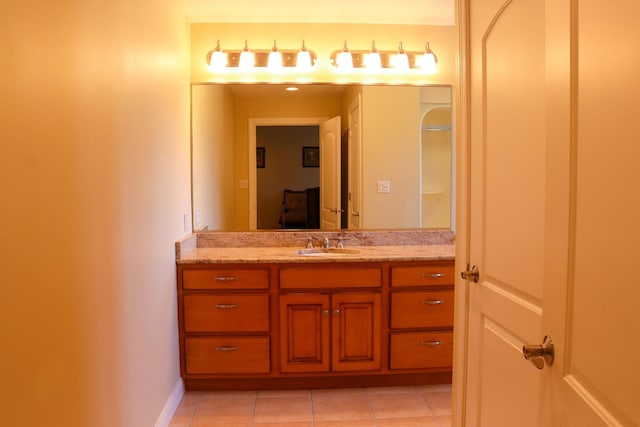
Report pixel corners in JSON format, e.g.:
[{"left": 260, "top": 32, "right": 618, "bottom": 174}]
[
  {"left": 191, "top": 23, "right": 456, "bottom": 85},
  {"left": 361, "top": 85, "right": 423, "bottom": 228},
  {"left": 0, "top": 0, "right": 190, "bottom": 426},
  {"left": 192, "top": 85, "right": 235, "bottom": 230}
]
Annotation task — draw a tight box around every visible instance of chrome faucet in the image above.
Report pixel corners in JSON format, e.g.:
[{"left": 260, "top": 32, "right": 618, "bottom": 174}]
[{"left": 306, "top": 235, "right": 332, "bottom": 249}]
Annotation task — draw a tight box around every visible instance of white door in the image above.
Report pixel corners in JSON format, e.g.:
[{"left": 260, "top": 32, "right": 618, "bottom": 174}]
[
  {"left": 348, "top": 96, "right": 362, "bottom": 229},
  {"left": 462, "top": 0, "right": 640, "bottom": 426},
  {"left": 320, "top": 116, "right": 341, "bottom": 230}
]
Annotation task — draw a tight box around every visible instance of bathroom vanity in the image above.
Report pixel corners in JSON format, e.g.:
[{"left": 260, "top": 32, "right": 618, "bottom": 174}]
[{"left": 176, "top": 231, "right": 455, "bottom": 390}]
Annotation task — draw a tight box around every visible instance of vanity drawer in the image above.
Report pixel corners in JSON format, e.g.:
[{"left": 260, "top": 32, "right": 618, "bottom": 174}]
[
  {"left": 183, "top": 268, "right": 269, "bottom": 290},
  {"left": 389, "top": 331, "right": 453, "bottom": 370},
  {"left": 280, "top": 267, "right": 381, "bottom": 289},
  {"left": 185, "top": 337, "right": 271, "bottom": 374},
  {"left": 183, "top": 295, "right": 270, "bottom": 332},
  {"left": 391, "top": 290, "right": 454, "bottom": 329},
  {"left": 391, "top": 265, "right": 454, "bottom": 287}
]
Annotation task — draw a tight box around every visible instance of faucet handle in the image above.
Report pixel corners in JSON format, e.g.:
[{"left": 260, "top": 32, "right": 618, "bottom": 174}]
[
  {"left": 306, "top": 236, "right": 314, "bottom": 248},
  {"left": 323, "top": 236, "right": 330, "bottom": 248},
  {"left": 336, "top": 237, "right": 345, "bottom": 249}
]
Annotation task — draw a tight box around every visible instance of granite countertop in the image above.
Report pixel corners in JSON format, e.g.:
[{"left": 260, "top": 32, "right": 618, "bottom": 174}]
[
  {"left": 176, "top": 230, "right": 455, "bottom": 264},
  {"left": 178, "top": 244, "right": 455, "bottom": 264}
]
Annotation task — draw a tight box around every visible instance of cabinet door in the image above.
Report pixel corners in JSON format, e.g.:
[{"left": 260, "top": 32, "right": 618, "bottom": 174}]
[
  {"left": 331, "top": 293, "right": 381, "bottom": 371},
  {"left": 279, "top": 294, "right": 330, "bottom": 373}
]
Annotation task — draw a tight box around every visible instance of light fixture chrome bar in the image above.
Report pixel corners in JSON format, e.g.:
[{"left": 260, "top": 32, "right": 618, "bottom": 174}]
[
  {"left": 330, "top": 49, "right": 426, "bottom": 69},
  {"left": 206, "top": 48, "right": 318, "bottom": 68}
]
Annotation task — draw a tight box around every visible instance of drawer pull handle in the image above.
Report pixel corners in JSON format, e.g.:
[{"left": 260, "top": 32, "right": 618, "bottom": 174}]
[
  {"left": 214, "top": 304, "right": 239, "bottom": 310},
  {"left": 420, "top": 299, "right": 443, "bottom": 305},
  {"left": 215, "top": 346, "right": 239, "bottom": 352},
  {"left": 419, "top": 340, "right": 442, "bottom": 346},
  {"left": 213, "top": 276, "right": 238, "bottom": 282},
  {"left": 421, "top": 273, "right": 444, "bottom": 278}
]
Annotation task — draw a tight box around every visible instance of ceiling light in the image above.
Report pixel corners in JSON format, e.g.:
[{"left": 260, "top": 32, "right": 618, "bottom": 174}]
[{"left": 285, "top": 87, "right": 299, "bottom": 92}]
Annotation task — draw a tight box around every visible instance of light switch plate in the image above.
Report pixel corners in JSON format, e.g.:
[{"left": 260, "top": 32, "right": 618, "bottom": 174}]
[{"left": 377, "top": 180, "right": 391, "bottom": 193}]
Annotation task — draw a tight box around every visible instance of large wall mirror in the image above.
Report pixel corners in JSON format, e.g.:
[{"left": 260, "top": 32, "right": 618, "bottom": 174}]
[{"left": 191, "top": 83, "right": 453, "bottom": 232}]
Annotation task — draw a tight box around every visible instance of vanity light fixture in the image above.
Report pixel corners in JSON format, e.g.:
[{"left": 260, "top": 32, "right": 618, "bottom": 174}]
[
  {"left": 296, "top": 40, "right": 313, "bottom": 71},
  {"left": 335, "top": 40, "right": 354, "bottom": 70},
  {"left": 364, "top": 41, "right": 382, "bottom": 70},
  {"left": 267, "top": 40, "right": 283, "bottom": 70},
  {"left": 206, "top": 40, "right": 317, "bottom": 71},
  {"left": 238, "top": 40, "right": 254, "bottom": 70},
  {"left": 329, "top": 41, "right": 438, "bottom": 73},
  {"left": 392, "top": 42, "right": 410, "bottom": 71},
  {"left": 208, "top": 40, "right": 227, "bottom": 71},
  {"left": 421, "top": 42, "right": 438, "bottom": 74}
]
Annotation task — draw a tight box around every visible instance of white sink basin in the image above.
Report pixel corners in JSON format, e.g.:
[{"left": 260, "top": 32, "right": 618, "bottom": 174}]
[{"left": 296, "top": 248, "right": 360, "bottom": 256}]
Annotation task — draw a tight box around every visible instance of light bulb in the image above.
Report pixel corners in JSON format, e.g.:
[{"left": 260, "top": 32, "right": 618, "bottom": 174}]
[
  {"left": 421, "top": 42, "right": 438, "bottom": 74},
  {"left": 208, "top": 40, "right": 226, "bottom": 71},
  {"left": 296, "top": 40, "right": 313, "bottom": 71},
  {"left": 336, "top": 40, "right": 353, "bottom": 70},
  {"left": 365, "top": 41, "right": 382, "bottom": 70},
  {"left": 238, "top": 40, "right": 254, "bottom": 70},
  {"left": 267, "top": 40, "right": 283, "bottom": 70},
  {"left": 393, "top": 41, "right": 409, "bottom": 71}
]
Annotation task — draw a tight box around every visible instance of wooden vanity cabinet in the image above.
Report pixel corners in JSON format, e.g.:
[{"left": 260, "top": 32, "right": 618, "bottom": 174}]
[
  {"left": 389, "top": 263, "right": 455, "bottom": 370},
  {"left": 178, "top": 265, "right": 271, "bottom": 377},
  {"left": 177, "top": 260, "right": 454, "bottom": 390},
  {"left": 279, "top": 292, "right": 381, "bottom": 373}
]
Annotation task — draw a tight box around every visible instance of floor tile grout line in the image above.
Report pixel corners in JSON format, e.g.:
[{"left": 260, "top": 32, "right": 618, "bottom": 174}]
[
  {"left": 186, "top": 392, "right": 202, "bottom": 427},
  {"left": 249, "top": 391, "right": 257, "bottom": 426},
  {"left": 419, "top": 390, "right": 446, "bottom": 427},
  {"left": 310, "top": 389, "right": 316, "bottom": 426},
  {"left": 365, "top": 388, "right": 379, "bottom": 426}
]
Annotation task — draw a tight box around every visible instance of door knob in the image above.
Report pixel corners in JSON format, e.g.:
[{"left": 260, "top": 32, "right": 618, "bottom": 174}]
[
  {"left": 522, "top": 335, "right": 554, "bottom": 369},
  {"left": 461, "top": 265, "right": 479, "bottom": 283}
]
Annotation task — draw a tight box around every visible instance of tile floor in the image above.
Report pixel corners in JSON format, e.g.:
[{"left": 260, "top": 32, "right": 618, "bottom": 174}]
[{"left": 169, "top": 384, "right": 452, "bottom": 427}]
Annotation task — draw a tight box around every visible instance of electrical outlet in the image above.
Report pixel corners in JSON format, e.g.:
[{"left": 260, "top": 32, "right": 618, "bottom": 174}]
[
  {"left": 183, "top": 212, "right": 191, "bottom": 233},
  {"left": 194, "top": 208, "right": 201, "bottom": 227},
  {"left": 239, "top": 179, "right": 249, "bottom": 189},
  {"left": 377, "top": 180, "right": 391, "bottom": 193}
]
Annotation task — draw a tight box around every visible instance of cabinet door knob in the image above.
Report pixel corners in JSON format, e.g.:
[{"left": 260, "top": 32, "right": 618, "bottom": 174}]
[
  {"left": 334, "top": 309, "right": 340, "bottom": 315},
  {"left": 322, "top": 309, "right": 330, "bottom": 316}
]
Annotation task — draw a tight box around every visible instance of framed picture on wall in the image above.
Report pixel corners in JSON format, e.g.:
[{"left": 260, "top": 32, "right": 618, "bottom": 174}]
[
  {"left": 302, "top": 146, "right": 319, "bottom": 167},
  {"left": 256, "top": 147, "right": 265, "bottom": 168}
]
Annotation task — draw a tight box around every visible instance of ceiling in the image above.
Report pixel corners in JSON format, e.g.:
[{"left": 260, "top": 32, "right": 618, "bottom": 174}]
[{"left": 179, "top": 0, "right": 455, "bottom": 26}]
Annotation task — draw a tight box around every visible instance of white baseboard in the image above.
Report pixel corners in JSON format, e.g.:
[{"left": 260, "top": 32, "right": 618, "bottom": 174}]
[{"left": 154, "top": 377, "right": 184, "bottom": 427}]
